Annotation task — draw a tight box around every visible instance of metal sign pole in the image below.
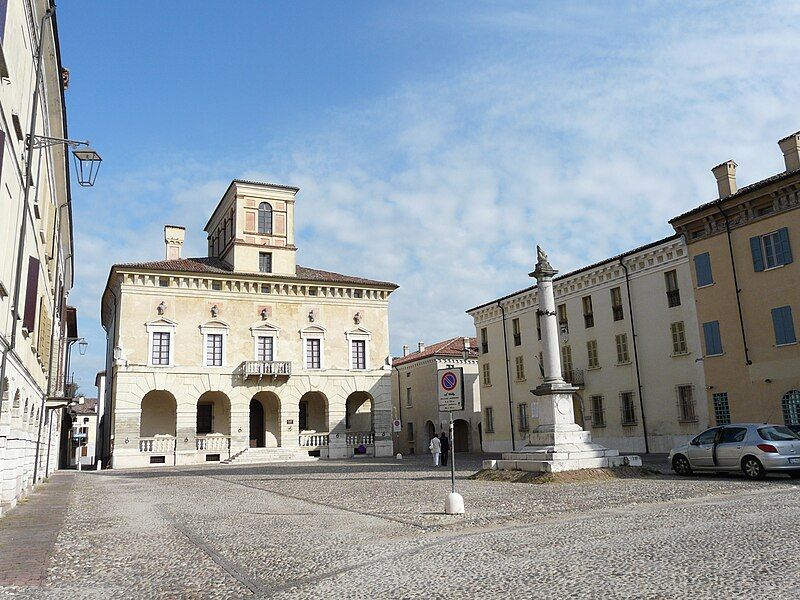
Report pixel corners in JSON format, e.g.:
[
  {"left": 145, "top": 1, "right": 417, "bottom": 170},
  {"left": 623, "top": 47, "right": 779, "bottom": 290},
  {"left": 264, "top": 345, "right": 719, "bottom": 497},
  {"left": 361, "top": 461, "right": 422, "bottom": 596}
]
[{"left": 449, "top": 411, "right": 455, "bottom": 494}]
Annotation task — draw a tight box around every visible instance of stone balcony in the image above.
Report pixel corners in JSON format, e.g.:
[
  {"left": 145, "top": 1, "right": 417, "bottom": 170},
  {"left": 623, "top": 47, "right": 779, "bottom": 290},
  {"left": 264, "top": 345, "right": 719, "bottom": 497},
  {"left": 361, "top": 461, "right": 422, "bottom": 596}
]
[{"left": 240, "top": 360, "right": 292, "bottom": 379}]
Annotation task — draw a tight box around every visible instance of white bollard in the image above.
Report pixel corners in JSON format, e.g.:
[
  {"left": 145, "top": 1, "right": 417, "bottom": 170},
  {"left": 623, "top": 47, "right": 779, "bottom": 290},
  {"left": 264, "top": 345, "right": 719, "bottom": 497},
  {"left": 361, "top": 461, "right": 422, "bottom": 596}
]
[
  {"left": 395, "top": 453, "right": 403, "bottom": 460},
  {"left": 445, "top": 492, "right": 464, "bottom": 515},
  {"left": 96, "top": 460, "right": 102, "bottom": 471}
]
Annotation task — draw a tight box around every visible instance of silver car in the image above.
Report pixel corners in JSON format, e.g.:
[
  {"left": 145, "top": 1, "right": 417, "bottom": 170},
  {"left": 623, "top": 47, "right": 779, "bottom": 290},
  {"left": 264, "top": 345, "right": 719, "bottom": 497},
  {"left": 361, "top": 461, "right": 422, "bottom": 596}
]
[{"left": 669, "top": 423, "right": 800, "bottom": 480}]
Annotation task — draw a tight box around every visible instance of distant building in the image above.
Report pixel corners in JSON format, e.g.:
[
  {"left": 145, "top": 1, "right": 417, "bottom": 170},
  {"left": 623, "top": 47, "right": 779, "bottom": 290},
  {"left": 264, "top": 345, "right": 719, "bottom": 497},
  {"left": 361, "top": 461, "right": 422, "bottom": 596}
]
[
  {"left": 468, "top": 236, "right": 708, "bottom": 454},
  {"left": 100, "top": 180, "right": 399, "bottom": 468},
  {"left": 0, "top": 1, "right": 75, "bottom": 512},
  {"left": 391, "top": 337, "right": 480, "bottom": 455},
  {"left": 669, "top": 132, "right": 800, "bottom": 427},
  {"left": 66, "top": 397, "right": 98, "bottom": 468}
]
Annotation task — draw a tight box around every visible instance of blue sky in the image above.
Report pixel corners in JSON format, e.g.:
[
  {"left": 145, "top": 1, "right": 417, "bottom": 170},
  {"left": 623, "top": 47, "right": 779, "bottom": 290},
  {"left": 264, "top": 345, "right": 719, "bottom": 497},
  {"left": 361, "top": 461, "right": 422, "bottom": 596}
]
[{"left": 59, "top": 1, "right": 800, "bottom": 396}]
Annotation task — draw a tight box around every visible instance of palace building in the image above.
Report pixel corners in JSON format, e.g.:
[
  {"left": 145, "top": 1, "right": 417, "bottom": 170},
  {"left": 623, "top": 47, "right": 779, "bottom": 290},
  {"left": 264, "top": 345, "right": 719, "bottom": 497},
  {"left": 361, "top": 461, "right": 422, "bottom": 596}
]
[
  {"left": 468, "top": 236, "right": 708, "bottom": 454},
  {"left": 99, "top": 180, "right": 398, "bottom": 468}
]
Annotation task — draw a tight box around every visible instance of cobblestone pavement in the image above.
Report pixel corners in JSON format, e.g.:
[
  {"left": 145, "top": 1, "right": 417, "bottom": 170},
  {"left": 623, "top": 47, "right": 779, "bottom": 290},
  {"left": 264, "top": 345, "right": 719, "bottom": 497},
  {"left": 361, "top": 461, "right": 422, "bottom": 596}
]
[{"left": 1, "top": 454, "right": 798, "bottom": 599}]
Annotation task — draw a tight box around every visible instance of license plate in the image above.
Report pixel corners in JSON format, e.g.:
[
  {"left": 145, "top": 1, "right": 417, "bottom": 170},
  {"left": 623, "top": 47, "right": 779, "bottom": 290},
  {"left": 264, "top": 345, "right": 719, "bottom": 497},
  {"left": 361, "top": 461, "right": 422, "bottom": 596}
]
[{"left": 789, "top": 458, "right": 800, "bottom": 465}]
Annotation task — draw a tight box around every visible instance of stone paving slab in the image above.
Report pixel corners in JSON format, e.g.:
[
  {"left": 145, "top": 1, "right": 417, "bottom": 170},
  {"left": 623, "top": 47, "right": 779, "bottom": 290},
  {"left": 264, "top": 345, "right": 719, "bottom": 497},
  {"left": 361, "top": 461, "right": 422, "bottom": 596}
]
[
  {"left": 0, "top": 454, "right": 797, "bottom": 598},
  {"left": 0, "top": 472, "right": 74, "bottom": 590}
]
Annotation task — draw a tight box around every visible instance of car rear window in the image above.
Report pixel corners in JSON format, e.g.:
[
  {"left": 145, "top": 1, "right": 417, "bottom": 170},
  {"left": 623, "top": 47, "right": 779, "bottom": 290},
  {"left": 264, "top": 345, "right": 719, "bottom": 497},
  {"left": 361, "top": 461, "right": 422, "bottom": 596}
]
[{"left": 758, "top": 426, "right": 800, "bottom": 441}]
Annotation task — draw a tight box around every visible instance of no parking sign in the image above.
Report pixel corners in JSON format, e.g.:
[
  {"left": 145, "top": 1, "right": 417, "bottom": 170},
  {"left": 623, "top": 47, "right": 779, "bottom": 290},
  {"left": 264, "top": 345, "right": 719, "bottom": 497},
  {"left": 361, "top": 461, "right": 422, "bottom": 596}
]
[{"left": 437, "top": 368, "right": 464, "bottom": 412}]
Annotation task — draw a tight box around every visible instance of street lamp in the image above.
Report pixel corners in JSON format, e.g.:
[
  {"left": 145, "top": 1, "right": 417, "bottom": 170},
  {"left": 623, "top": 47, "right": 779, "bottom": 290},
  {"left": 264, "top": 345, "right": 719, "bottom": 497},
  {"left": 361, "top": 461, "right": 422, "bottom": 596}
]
[
  {"left": 72, "top": 147, "right": 102, "bottom": 187},
  {"left": 28, "top": 135, "right": 103, "bottom": 188},
  {"left": 78, "top": 339, "right": 88, "bottom": 356}
]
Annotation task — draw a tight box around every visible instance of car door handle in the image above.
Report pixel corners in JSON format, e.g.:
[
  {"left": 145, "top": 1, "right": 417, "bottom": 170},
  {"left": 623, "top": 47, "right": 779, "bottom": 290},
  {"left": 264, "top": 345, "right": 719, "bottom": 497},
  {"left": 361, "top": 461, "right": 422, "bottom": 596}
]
[{"left": 736, "top": 446, "right": 742, "bottom": 449}]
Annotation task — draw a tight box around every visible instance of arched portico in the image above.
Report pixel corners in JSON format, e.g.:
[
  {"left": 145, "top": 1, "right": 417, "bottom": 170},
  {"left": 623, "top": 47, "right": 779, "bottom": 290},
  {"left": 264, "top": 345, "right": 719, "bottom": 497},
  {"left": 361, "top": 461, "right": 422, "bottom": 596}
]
[
  {"left": 299, "top": 391, "right": 328, "bottom": 433},
  {"left": 139, "top": 390, "right": 177, "bottom": 455},
  {"left": 196, "top": 391, "right": 231, "bottom": 436},
  {"left": 251, "top": 391, "right": 281, "bottom": 448},
  {"left": 345, "top": 391, "right": 373, "bottom": 432}
]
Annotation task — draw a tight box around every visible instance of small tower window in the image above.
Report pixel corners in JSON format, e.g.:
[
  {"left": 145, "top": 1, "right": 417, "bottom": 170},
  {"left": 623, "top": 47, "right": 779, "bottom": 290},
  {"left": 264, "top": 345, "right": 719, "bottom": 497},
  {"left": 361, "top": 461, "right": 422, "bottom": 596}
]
[{"left": 258, "top": 202, "right": 273, "bottom": 234}]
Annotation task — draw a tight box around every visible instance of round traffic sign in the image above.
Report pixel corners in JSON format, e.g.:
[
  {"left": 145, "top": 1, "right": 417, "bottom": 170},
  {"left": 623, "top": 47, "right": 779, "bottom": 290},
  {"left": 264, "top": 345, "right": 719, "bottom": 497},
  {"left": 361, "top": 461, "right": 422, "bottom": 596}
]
[{"left": 441, "top": 371, "right": 458, "bottom": 391}]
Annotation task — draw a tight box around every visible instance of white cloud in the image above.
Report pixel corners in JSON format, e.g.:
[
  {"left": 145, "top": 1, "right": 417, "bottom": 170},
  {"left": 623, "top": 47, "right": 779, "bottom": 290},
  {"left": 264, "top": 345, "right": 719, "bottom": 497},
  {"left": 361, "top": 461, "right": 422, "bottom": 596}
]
[{"left": 68, "top": 1, "right": 800, "bottom": 392}]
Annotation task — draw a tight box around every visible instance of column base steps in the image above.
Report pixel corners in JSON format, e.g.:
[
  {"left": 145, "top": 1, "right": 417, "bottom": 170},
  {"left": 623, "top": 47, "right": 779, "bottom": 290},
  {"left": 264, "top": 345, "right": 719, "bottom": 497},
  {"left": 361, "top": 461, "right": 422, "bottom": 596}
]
[{"left": 222, "top": 447, "right": 319, "bottom": 465}]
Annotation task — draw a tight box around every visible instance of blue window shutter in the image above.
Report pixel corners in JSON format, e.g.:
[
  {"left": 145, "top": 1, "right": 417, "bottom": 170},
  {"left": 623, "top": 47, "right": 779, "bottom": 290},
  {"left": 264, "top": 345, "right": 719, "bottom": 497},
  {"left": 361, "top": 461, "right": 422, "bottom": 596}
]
[
  {"left": 750, "top": 236, "right": 765, "bottom": 272},
  {"left": 772, "top": 306, "right": 797, "bottom": 345},
  {"left": 777, "top": 228, "right": 793, "bottom": 266},
  {"left": 694, "top": 253, "right": 713, "bottom": 286},
  {"left": 703, "top": 321, "right": 722, "bottom": 355}
]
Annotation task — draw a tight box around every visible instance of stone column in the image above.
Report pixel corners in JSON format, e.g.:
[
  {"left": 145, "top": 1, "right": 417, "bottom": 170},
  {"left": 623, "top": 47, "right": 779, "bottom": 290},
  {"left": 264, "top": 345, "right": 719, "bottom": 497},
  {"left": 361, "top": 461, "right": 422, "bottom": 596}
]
[{"left": 529, "top": 246, "right": 582, "bottom": 437}]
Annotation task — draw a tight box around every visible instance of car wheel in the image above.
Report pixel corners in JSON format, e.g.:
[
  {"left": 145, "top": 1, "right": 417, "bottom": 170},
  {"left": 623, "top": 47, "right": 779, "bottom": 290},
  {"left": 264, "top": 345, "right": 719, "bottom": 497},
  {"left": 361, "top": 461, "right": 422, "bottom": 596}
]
[
  {"left": 672, "top": 454, "right": 692, "bottom": 476},
  {"left": 741, "top": 456, "right": 766, "bottom": 480}
]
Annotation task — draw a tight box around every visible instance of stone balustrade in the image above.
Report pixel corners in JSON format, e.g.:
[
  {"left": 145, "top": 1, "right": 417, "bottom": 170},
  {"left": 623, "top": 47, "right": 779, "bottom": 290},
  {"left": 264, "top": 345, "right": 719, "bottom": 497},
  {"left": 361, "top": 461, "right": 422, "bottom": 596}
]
[
  {"left": 345, "top": 432, "right": 374, "bottom": 446},
  {"left": 195, "top": 435, "right": 232, "bottom": 451},
  {"left": 138, "top": 436, "right": 176, "bottom": 453},
  {"left": 299, "top": 433, "right": 329, "bottom": 448}
]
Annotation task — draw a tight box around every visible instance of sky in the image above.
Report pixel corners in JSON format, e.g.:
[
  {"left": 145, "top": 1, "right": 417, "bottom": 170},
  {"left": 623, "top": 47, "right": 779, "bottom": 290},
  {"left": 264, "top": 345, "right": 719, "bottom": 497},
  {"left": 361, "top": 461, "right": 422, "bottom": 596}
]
[{"left": 58, "top": 1, "right": 800, "bottom": 396}]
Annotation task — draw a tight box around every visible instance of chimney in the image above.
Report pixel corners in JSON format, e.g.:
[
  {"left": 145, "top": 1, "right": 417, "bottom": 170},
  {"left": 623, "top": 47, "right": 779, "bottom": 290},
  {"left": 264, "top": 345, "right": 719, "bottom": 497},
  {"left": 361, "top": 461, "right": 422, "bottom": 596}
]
[
  {"left": 778, "top": 131, "right": 800, "bottom": 172},
  {"left": 418, "top": 341, "right": 425, "bottom": 352},
  {"left": 463, "top": 337, "right": 471, "bottom": 354},
  {"left": 402, "top": 344, "right": 409, "bottom": 357},
  {"left": 711, "top": 160, "right": 737, "bottom": 198},
  {"left": 164, "top": 225, "right": 185, "bottom": 260}
]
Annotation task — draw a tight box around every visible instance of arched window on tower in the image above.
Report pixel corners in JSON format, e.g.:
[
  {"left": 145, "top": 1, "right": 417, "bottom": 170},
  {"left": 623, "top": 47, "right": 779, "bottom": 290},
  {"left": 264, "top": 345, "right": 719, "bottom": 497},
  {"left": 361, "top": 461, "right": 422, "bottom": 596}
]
[{"left": 258, "top": 202, "right": 273, "bottom": 234}]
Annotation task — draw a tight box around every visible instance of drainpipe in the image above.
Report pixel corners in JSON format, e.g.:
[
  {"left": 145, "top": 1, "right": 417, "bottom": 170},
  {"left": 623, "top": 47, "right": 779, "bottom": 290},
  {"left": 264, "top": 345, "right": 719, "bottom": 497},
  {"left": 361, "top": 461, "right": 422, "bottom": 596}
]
[
  {"left": 393, "top": 364, "right": 403, "bottom": 453},
  {"left": 496, "top": 301, "right": 516, "bottom": 450},
  {"left": 619, "top": 258, "right": 649, "bottom": 454},
  {"left": 716, "top": 202, "right": 751, "bottom": 365}
]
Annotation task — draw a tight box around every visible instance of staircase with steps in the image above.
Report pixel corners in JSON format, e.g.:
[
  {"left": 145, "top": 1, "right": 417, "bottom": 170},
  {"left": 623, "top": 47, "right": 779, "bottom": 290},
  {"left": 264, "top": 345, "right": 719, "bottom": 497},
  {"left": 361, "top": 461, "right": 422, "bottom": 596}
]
[{"left": 222, "top": 447, "right": 318, "bottom": 465}]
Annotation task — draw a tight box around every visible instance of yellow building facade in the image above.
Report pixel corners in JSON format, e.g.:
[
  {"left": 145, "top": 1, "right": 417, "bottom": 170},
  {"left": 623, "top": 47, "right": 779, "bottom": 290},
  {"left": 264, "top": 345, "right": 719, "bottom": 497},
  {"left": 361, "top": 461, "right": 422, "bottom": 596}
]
[
  {"left": 100, "top": 180, "right": 398, "bottom": 468},
  {"left": 670, "top": 132, "right": 800, "bottom": 427}
]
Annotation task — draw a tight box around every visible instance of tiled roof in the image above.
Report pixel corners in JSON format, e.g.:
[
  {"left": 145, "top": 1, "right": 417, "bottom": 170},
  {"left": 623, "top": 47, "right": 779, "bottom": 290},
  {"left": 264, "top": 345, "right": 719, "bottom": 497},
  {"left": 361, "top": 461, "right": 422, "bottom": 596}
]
[
  {"left": 72, "top": 398, "right": 98, "bottom": 415},
  {"left": 112, "top": 258, "right": 398, "bottom": 288},
  {"left": 669, "top": 167, "right": 800, "bottom": 224},
  {"left": 232, "top": 178, "right": 300, "bottom": 192},
  {"left": 466, "top": 234, "right": 681, "bottom": 313},
  {"left": 393, "top": 336, "right": 478, "bottom": 367}
]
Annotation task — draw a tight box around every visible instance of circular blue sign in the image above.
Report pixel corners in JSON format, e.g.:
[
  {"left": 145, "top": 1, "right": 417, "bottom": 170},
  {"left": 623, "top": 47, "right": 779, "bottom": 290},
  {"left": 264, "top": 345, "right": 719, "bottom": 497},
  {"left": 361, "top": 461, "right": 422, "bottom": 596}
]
[{"left": 441, "top": 372, "right": 458, "bottom": 391}]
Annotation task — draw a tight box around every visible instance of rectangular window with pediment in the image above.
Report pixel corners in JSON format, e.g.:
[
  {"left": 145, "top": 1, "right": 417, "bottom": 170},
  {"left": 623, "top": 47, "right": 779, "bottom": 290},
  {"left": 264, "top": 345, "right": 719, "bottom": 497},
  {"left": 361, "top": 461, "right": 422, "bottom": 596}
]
[{"left": 256, "top": 336, "right": 274, "bottom": 361}]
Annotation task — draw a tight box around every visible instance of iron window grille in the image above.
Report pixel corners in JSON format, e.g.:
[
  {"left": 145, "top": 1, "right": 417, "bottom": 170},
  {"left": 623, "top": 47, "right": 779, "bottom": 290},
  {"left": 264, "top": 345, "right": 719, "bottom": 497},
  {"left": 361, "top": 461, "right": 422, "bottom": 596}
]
[
  {"left": 677, "top": 385, "right": 697, "bottom": 422},
  {"left": 591, "top": 395, "right": 605, "bottom": 427},
  {"left": 620, "top": 392, "right": 637, "bottom": 426},
  {"left": 713, "top": 392, "right": 731, "bottom": 425}
]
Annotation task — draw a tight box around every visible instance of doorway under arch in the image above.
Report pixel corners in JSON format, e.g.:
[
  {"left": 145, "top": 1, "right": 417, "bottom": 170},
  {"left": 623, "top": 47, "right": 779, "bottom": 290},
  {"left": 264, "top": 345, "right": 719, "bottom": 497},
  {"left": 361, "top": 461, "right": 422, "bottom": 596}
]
[
  {"left": 251, "top": 392, "right": 281, "bottom": 447},
  {"left": 425, "top": 420, "right": 436, "bottom": 444},
  {"left": 453, "top": 419, "right": 470, "bottom": 452}
]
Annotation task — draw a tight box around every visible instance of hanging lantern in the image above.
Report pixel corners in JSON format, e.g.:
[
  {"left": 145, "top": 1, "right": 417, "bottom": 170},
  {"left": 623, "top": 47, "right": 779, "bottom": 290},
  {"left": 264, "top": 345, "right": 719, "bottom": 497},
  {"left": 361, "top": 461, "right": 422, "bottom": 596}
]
[{"left": 72, "top": 146, "right": 102, "bottom": 187}]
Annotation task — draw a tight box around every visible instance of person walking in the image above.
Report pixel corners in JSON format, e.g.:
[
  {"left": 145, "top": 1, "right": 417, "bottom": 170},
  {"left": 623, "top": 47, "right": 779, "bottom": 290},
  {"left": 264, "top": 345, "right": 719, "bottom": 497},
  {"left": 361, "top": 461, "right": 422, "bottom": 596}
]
[
  {"left": 440, "top": 431, "right": 450, "bottom": 467},
  {"left": 429, "top": 434, "right": 441, "bottom": 467}
]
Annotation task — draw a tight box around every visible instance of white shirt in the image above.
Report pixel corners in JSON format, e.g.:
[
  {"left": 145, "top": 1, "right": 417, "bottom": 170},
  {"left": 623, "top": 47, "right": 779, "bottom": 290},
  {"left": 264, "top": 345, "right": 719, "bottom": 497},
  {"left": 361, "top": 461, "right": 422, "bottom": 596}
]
[{"left": 429, "top": 437, "right": 441, "bottom": 453}]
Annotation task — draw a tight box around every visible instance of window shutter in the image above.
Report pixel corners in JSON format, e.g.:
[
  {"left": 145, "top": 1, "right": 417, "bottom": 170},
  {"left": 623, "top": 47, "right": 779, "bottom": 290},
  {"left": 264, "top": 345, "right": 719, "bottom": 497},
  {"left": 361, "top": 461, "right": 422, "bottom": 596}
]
[
  {"left": 694, "top": 253, "right": 713, "bottom": 285},
  {"left": 772, "top": 306, "right": 796, "bottom": 345},
  {"left": 777, "top": 227, "right": 793, "bottom": 266},
  {"left": 749, "top": 236, "right": 764, "bottom": 272},
  {"left": 22, "top": 257, "right": 40, "bottom": 331}
]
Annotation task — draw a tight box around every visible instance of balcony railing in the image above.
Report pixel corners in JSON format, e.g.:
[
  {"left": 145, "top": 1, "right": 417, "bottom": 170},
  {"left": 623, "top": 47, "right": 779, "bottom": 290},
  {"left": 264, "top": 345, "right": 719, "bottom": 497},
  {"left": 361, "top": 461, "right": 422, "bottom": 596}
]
[
  {"left": 196, "top": 434, "right": 231, "bottom": 452},
  {"left": 299, "top": 433, "right": 329, "bottom": 448},
  {"left": 563, "top": 369, "right": 585, "bottom": 387},
  {"left": 139, "top": 436, "right": 176, "bottom": 453},
  {"left": 241, "top": 360, "right": 292, "bottom": 378}
]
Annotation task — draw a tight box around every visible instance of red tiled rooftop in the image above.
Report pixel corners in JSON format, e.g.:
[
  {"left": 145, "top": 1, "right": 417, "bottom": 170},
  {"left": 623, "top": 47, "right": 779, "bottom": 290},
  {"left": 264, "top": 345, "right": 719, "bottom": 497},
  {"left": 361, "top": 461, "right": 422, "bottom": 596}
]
[{"left": 392, "top": 336, "right": 478, "bottom": 367}]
